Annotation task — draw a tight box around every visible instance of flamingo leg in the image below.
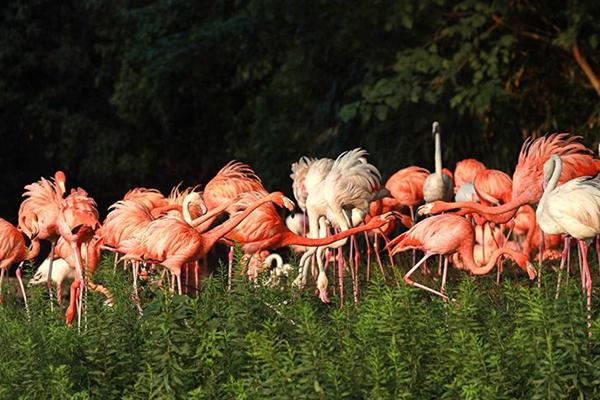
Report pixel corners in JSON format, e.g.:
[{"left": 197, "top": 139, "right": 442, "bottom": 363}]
[
  {"left": 227, "top": 246, "right": 234, "bottom": 290},
  {"left": 56, "top": 282, "right": 63, "bottom": 307},
  {"left": 354, "top": 244, "right": 360, "bottom": 303},
  {"left": 70, "top": 243, "right": 86, "bottom": 332},
  {"left": 596, "top": 236, "right": 600, "bottom": 276},
  {"left": 538, "top": 231, "right": 544, "bottom": 288},
  {"left": 578, "top": 240, "right": 592, "bottom": 336},
  {"left": 441, "top": 256, "right": 449, "bottom": 295},
  {"left": 403, "top": 254, "right": 448, "bottom": 300},
  {"left": 47, "top": 240, "right": 56, "bottom": 311},
  {"left": 177, "top": 273, "right": 182, "bottom": 295},
  {"left": 132, "top": 261, "right": 143, "bottom": 315},
  {"left": 337, "top": 248, "right": 344, "bottom": 306},
  {"left": 566, "top": 239, "right": 571, "bottom": 286},
  {"left": 410, "top": 206, "right": 416, "bottom": 265},
  {"left": 555, "top": 236, "right": 571, "bottom": 300},
  {"left": 364, "top": 232, "right": 371, "bottom": 282},
  {"left": 113, "top": 252, "right": 118, "bottom": 272},
  {"left": 372, "top": 233, "right": 386, "bottom": 282},
  {"left": 195, "top": 260, "right": 200, "bottom": 295},
  {"left": 0, "top": 268, "right": 4, "bottom": 303},
  {"left": 15, "top": 263, "right": 30, "bottom": 321}
]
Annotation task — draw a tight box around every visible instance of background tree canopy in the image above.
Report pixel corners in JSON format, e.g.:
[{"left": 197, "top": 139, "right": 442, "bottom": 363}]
[{"left": 1, "top": 0, "right": 599, "bottom": 219}]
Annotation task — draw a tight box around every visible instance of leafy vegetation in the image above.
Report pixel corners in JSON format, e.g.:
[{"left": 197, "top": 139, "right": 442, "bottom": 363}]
[
  {"left": 1, "top": 0, "right": 599, "bottom": 217},
  {"left": 1, "top": 255, "right": 600, "bottom": 399}
]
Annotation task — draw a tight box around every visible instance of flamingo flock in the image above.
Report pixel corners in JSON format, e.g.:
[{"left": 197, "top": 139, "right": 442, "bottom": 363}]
[{"left": 1, "top": 122, "right": 599, "bottom": 331}]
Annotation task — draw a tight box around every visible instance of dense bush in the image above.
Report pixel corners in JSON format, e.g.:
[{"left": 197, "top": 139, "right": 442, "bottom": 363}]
[{"left": 1, "top": 255, "right": 600, "bottom": 399}]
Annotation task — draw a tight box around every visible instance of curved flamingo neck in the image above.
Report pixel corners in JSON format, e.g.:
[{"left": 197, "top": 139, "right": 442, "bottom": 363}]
[
  {"left": 263, "top": 253, "right": 283, "bottom": 269},
  {"left": 182, "top": 195, "right": 195, "bottom": 224},
  {"left": 27, "top": 238, "right": 41, "bottom": 260},
  {"left": 190, "top": 198, "right": 236, "bottom": 230},
  {"left": 461, "top": 245, "right": 523, "bottom": 276},
  {"left": 203, "top": 193, "right": 279, "bottom": 250}
]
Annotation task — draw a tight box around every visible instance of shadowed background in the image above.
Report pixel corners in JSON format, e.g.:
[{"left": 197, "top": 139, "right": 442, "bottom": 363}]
[{"left": 1, "top": 0, "right": 599, "bottom": 221}]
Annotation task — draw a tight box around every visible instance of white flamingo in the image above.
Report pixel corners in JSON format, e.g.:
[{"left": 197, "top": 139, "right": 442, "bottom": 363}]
[
  {"left": 29, "top": 257, "right": 75, "bottom": 304},
  {"left": 301, "top": 148, "right": 384, "bottom": 302},
  {"left": 536, "top": 154, "right": 600, "bottom": 329},
  {"left": 423, "top": 121, "right": 453, "bottom": 203}
]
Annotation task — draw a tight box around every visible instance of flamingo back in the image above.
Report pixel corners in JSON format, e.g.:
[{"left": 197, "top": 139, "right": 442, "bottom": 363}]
[
  {"left": 385, "top": 166, "right": 429, "bottom": 207},
  {"left": 18, "top": 176, "right": 63, "bottom": 239},
  {"left": 454, "top": 158, "right": 486, "bottom": 188},
  {"left": 389, "top": 214, "right": 472, "bottom": 256},
  {"left": 290, "top": 156, "right": 317, "bottom": 211},
  {"left": 100, "top": 200, "right": 154, "bottom": 247},
  {"left": 204, "top": 161, "right": 266, "bottom": 211},
  {"left": 473, "top": 169, "right": 512, "bottom": 205},
  {"left": 123, "top": 187, "right": 168, "bottom": 210},
  {"left": 513, "top": 133, "right": 600, "bottom": 204}
]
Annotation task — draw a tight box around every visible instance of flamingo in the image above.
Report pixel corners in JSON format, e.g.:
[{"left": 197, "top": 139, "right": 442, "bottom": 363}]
[
  {"left": 261, "top": 253, "right": 294, "bottom": 287},
  {"left": 454, "top": 159, "right": 486, "bottom": 203},
  {"left": 18, "top": 171, "right": 66, "bottom": 304},
  {"left": 536, "top": 154, "right": 600, "bottom": 329},
  {"left": 119, "top": 191, "right": 296, "bottom": 294},
  {"left": 419, "top": 133, "right": 600, "bottom": 222},
  {"left": 302, "top": 149, "right": 385, "bottom": 303},
  {"left": 56, "top": 188, "right": 100, "bottom": 329},
  {"left": 203, "top": 161, "right": 267, "bottom": 286},
  {"left": 387, "top": 214, "right": 536, "bottom": 300},
  {"left": 29, "top": 257, "right": 74, "bottom": 305},
  {"left": 0, "top": 218, "right": 40, "bottom": 318},
  {"left": 454, "top": 158, "right": 487, "bottom": 190},
  {"left": 219, "top": 191, "right": 396, "bottom": 301},
  {"left": 384, "top": 166, "right": 429, "bottom": 223},
  {"left": 423, "top": 122, "right": 454, "bottom": 203}
]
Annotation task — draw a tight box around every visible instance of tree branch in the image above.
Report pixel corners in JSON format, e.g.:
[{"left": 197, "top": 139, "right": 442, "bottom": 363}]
[{"left": 571, "top": 41, "right": 600, "bottom": 97}]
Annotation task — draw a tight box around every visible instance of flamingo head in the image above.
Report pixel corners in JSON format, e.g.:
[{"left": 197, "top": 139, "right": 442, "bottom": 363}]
[
  {"left": 54, "top": 171, "right": 67, "bottom": 195},
  {"left": 432, "top": 121, "right": 441, "bottom": 136},
  {"left": 525, "top": 262, "right": 537, "bottom": 280},
  {"left": 417, "top": 203, "right": 434, "bottom": 216},
  {"left": 316, "top": 270, "right": 330, "bottom": 303},
  {"left": 270, "top": 192, "right": 295, "bottom": 212}
]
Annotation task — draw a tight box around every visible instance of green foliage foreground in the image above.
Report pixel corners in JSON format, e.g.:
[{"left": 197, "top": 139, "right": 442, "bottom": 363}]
[{"left": 2, "top": 257, "right": 600, "bottom": 399}]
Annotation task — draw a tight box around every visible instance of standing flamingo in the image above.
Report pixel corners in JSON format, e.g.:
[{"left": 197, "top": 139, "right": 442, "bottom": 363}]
[
  {"left": 18, "top": 171, "right": 66, "bottom": 304},
  {"left": 220, "top": 191, "right": 396, "bottom": 302},
  {"left": 419, "top": 134, "right": 600, "bottom": 221},
  {"left": 536, "top": 154, "right": 600, "bottom": 330},
  {"left": 388, "top": 214, "right": 536, "bottom": 299},
  {"left": 423, "top": 122, "right": 454, "bottom": 203},
  {"left": 302, "top": 149, "right": 384, "bottom": 302},
  {"left": 0, "top": 218, "right": 40, "bottom": 317},
  {"left": 385, "top": 166, "right": 429, "bottom": 223}
]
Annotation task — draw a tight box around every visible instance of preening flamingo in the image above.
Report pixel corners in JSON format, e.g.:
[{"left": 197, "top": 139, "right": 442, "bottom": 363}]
[
  {"left": 536, "top": 154, "right": 600, "bottom": 329},
  {"left": 18, "top": 171, "right": 66, "bottom": 303},
  {"left": 0, "top": 218, "right": 40, "bottom": 317},
  {"left": 388, "top": 214, "right": 536, "bottom": 300},
  {"left": 29, "top": 257, "right": 74, "bottom": 304},
  {"left": 423, "top": 122, "right": 454, "bottom": 203},
  {"left": 302, "top": 148, "right": 385, "bottom": 302},
  {"left": 119, "top": 191, "right": 296, "bottom": 294},
  {"left": 420, "top": 133, "right": 600, "bottom": 221}
]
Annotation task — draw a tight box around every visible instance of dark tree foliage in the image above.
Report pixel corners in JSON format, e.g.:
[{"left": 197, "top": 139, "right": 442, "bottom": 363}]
[{"left": 0, "top": 0, "right": 599, "bottom": 219}]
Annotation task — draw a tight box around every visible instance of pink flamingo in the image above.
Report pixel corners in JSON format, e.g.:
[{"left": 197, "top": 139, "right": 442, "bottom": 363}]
[
  {"left": 0, "top": 218, "right": 40, "bottom": 317},
  {"left": 387, "top": 214, "right": 536, "bottom": 300}
]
